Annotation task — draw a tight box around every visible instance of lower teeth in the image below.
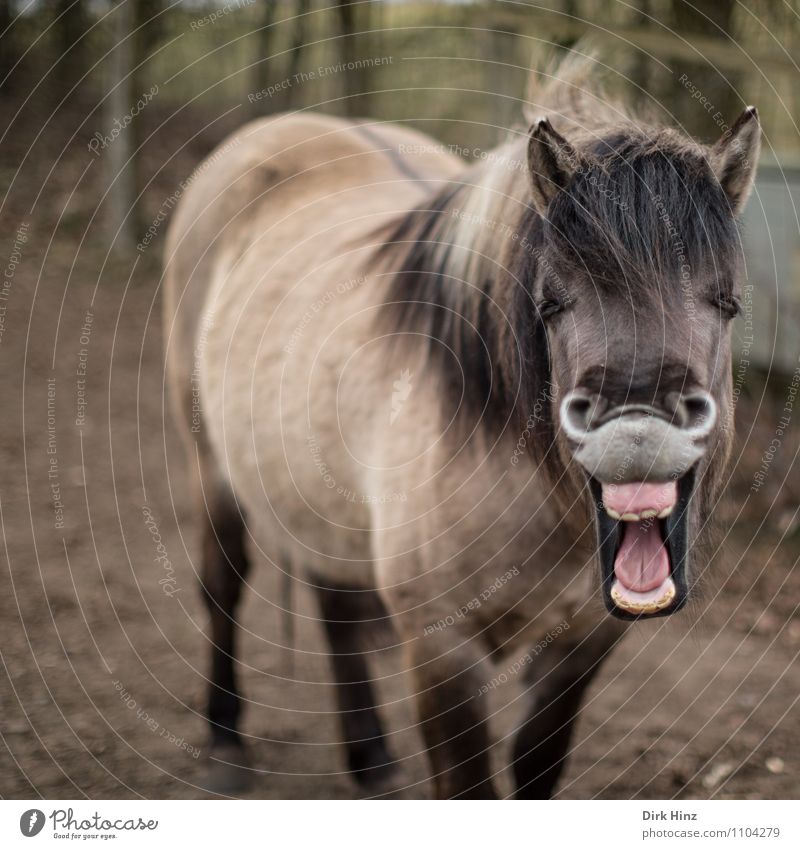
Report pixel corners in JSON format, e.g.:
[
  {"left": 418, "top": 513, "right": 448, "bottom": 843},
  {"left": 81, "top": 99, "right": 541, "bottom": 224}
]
[{"left": 611, "top": 581, "right": 675, "bottom": 614}]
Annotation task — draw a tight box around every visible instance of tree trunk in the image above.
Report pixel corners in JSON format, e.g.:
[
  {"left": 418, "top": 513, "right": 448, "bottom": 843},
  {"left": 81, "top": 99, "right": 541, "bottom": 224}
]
[
  {"left": 106, "top": 0, "right": 137, "bottom": 256},
  {"left": 335, "top": 0, "right": 370, "bottom": 117},
  {"left": 669, "top": 0, "right": 741, "bottom": 139},
  {"left": 133, "top": 0, "right": 165, "bottom": 91},
  {"left": 129, "top": 0, "right": 164, "bottom": 213},
  {"left": 629, "top": 0, "right": 651, "bottom": 113},
  {"left": 54, "top": 0, "right": 88, "bottom": 90},
  {"left": 285, "top": 0, "right": 311, "bottom": 110},
  {"left": 251, "top": 0, "right": 279, "bottom": 117},
  {"left": 0, "top": 0, "right": 17, "bottom": 89}
]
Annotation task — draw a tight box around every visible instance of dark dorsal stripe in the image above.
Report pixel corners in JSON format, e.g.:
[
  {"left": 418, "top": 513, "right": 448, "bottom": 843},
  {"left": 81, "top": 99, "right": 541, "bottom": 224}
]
[{"left": 352, "top": 121, "right": 429, "bottom": 183}]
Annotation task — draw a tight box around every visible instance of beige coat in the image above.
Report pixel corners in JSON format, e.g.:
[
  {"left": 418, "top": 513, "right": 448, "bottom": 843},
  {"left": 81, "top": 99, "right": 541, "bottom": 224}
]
[{"left": 163, "top": 112, "right": 603, "bottom": 658}]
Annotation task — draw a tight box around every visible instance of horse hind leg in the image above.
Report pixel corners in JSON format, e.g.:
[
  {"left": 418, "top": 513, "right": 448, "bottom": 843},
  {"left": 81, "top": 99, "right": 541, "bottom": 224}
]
[
  {"left": 197, "top": 472, "right": 253, "bottom": 795},
  {"left": 312, "top": 579, "right": 397, "bottom": 792}
]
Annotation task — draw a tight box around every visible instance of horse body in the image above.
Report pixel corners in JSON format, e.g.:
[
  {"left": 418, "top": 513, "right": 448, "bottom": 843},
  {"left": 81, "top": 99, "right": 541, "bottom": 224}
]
[
  {"left": 166, "top": 109, "right": 598, "bottom": 630},
  {"left": 164, "top": 59, "right": 759, "bottom": 797},
  {"left": 166, "top": 115, "right": 433, "bottom": 561}
]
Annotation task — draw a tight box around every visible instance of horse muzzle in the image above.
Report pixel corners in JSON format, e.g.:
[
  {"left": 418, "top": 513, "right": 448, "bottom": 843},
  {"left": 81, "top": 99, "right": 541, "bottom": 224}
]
[{"left": 559, "top": 390, "right": 717, "bottom": 620}]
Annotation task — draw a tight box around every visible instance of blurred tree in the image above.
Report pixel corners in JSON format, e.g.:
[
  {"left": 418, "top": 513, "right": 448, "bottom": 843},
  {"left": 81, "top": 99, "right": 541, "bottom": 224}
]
[
  {"left": 669, "top": 0, "right": 741, "bottom": 138},
  {"left": 106, "top": 0, "right": 137, "bottom": 255},
  {"left": 130, "top": 0, "right": 165, "bottom": 200},
  {"left": 251, "top": 0, "right": 278, "bottom": 117},
  {"left": 0, "top": 0, "right": 19, "bottom": 90},
  {"left": 629, "top": 0, "right": 652, "bottom": 111},
  {"left": 335, "top": 0, "right": 371, "bottom": 117},
  {"left": 133, "top": 0, "right": 166, "bottom": 89},
  {"left": 53, "top": 0, "right": 89, "bottom": 89},
  {"left": 285, "top": 0, "right": 311, "bottom": 109},
  {"left": 483, "top": 0, "right": 519, "bottom": 135},
  {"left": 555, "top": 0, "right": 578, "bottom": 51},
  {"left": 249, "top": 1, "right": 316, "bottom": 116}
]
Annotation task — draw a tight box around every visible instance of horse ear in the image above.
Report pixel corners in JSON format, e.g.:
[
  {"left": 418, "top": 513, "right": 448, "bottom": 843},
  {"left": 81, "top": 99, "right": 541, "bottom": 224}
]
[
  {"left": 527, "top": 118, "right": 578, "bottom": 216},
  {"left": 711, "top": 106, "right": 760, "bottom": 214}
]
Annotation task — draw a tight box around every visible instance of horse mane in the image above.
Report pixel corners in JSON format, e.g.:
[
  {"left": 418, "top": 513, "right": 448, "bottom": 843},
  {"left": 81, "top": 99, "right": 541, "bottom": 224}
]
[{"left": 371, "top": 50, "right": 740, "bottom": 473}]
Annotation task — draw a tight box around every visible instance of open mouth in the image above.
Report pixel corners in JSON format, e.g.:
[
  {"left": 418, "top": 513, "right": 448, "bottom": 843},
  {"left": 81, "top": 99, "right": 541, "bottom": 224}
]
[{"left": 590, "top": 471, "right": 695, "bottom": 619}]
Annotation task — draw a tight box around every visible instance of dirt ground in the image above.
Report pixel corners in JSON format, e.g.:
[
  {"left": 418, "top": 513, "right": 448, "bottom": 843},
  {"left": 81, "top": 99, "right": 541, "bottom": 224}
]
[{"left": 1, "top": 96, "right": 799, "bottom": 800}]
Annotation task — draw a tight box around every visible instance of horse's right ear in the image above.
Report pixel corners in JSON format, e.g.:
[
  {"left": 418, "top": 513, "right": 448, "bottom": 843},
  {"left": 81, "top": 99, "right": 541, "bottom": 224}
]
[
  {"left": 711, "top": 106, "right": 761, "bottom": 215},
  {"left": 527, "top": 118, "right": 578, "bottom": 216}
]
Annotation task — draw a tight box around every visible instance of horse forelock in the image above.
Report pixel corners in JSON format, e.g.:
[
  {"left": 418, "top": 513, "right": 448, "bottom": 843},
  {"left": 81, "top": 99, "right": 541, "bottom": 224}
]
[{"left": 545, "top": 129, "right": 741, "bottom": 295}]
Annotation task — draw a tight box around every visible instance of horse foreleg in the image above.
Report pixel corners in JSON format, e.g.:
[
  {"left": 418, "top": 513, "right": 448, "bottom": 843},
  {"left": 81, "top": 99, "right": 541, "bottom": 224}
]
[
  {"left": 313, "top": 580, "right": 396, "bottom": 792},
  {"left": 198, "top": 485, "right": 252, "bottom": 795},
  {"left": 512, "top": 618, "right": 624, "bottom": 799},
  {"left": 409, "top": 634, "right": 497, "bottom": 799}
]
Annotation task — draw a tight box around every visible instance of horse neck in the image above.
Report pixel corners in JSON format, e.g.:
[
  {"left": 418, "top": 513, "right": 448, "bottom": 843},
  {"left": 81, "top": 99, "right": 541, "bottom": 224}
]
[
  {"left": 377, "top": 142, "right": 539, "bottom": 437},
  {"left": 414, "top": 142, "right": 534, "bottom": 324}
]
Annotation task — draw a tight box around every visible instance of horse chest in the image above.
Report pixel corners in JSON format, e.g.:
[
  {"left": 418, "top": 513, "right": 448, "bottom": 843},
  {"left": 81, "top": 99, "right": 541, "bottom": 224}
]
[{"left": 456, "top": 541, "right": 595, "bottom": 652}]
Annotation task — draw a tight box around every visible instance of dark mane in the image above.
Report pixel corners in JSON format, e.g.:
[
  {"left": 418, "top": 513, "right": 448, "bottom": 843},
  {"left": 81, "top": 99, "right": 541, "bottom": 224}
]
[{"left": 372, "top": 176, "right": 529, "bottom": 442}]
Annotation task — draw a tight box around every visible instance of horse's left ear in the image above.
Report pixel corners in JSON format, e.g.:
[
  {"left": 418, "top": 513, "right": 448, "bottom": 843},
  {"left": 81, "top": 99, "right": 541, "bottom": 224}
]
[
  {"left": 527, "top": 118, "right": 579, "bottom": 216},
  {"left": 711, "top": 106, "right": 761, "bottom": 214}
]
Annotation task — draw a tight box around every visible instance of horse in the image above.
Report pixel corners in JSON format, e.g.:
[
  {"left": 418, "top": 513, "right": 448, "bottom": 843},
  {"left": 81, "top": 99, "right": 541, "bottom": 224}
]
[{"left": 162, "top": 54, "right": 760, "bottom": 798}]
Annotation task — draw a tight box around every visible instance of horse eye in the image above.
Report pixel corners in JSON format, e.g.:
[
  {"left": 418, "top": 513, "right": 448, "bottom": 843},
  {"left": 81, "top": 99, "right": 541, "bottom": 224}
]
[
  {"left": 538, "top": 299, "right": 564, "bottom": 320},
  {"left": 713, "top": 294, "right": 741, "bottom": 319}
]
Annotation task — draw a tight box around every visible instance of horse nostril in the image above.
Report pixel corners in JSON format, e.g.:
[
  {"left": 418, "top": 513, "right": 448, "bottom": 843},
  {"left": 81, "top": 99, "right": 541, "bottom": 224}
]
[
  {"left": 561, "top": 390, "right": 605, "bottom": 438},
  {"left": 675, "top": 391, "right": 717, "bottom": 436}
]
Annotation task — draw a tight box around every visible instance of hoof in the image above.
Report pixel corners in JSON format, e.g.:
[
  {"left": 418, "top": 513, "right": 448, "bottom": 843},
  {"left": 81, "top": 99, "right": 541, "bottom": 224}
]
[
  {"left": 349, "top": 741, "right": 398, "bottom": 794},
  {"left": 205, "top": 743, "right": 252, "bottom": 796}
]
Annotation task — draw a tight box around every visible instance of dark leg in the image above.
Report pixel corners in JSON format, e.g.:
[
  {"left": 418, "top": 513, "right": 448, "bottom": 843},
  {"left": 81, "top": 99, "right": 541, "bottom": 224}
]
[
  {"left": 409, "top": 634, "right": 497, "bottom": 799},
  {"left": 314, "top": 581, "right": 396, "bottom": 791},
  {"left": 512, "top": 620, "right": 625, "bottom": 799},
  {"left": 199, "top": 486, "right": 252, "bottom": 794}
]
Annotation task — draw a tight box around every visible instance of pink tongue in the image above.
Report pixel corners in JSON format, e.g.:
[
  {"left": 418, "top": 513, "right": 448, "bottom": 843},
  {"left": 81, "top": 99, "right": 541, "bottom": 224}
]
[
  {"left": 602, "top": 481, "right": 677, "bottom": 516},
  {"left": 601, "top": 482, "right": 676, "bottom": 594},
  {"left": 614, "top": 519, "right": 670, "bottom": 593}
]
